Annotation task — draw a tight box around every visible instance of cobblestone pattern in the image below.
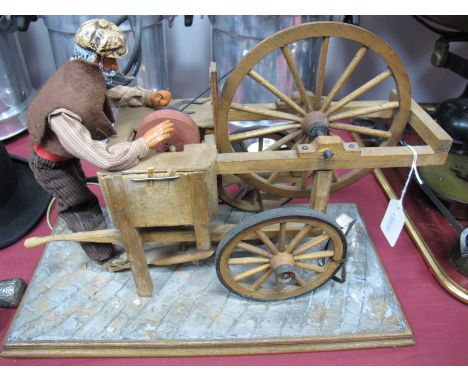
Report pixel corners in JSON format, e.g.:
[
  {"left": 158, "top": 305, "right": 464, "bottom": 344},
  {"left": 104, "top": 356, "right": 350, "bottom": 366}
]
[{"left": 6, "top": 204, "right": 409, "bottom": 343}]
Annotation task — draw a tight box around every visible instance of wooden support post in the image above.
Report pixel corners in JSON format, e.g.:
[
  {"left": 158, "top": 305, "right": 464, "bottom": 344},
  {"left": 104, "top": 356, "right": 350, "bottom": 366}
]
[
  {"left": 210, "top": 62, "right": 221, "bottom": 151},
  {"left": 310, "top": 170, "right": 333, "bottom": 213},
  {"left": 102, "top": 175, "right": 153, "bottom": 297},
  {"left": 188, "top": 172, "right": 212, "bottom": 250}
]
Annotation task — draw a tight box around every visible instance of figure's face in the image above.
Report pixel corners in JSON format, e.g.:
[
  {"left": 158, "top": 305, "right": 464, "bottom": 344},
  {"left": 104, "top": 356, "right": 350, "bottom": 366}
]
[{"left": 94, "top": 56, "right": 119, "bottom": 72}]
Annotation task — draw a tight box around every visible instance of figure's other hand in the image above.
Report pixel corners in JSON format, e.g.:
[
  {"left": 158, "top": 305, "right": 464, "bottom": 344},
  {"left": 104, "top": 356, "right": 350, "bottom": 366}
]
[
  {"left": 150, "top": 90, "right": 172, "bottom": 108},
  {"left": 142, "top": 120, "right": 174, "bottom": 149}
]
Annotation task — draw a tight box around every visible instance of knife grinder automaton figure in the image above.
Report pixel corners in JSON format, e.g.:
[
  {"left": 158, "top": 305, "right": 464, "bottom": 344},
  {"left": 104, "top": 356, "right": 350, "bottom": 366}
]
[{"left": 27, "top": 18, "right": 174, "bottom": 267}]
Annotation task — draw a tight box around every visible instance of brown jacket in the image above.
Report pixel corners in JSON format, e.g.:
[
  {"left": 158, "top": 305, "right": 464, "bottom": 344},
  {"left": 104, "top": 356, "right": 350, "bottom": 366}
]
[{"left": 28, "top": 60, "right": 116, "bottom": 157}]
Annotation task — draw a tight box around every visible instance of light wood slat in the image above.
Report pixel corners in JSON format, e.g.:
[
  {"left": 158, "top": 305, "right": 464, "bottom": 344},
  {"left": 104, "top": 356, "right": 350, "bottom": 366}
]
[
  {"left": 252, "top": 268, "right": 274, "bottom": 291},
  {"left": 293, "top": 234, "right": 329, "bottom": 256},
  {"left": 256, "top": 229, "right": 280, "bottom": 255},
  {"left": 233, "top": 264, "right": 271, "bottom": 282},
  {"left": 328, "top": 101, "right": 399, "bottom": 122},
  {"left": 281, "top": 45, "right": 313, "bottom": 112},
  {"left": 294, "top": 261, "right": 325, "bottom": 273},
  {"left": 230, "top": 103, "right": 302, "bottom": 122},
  {"left": 248, "top": 70, "right": 306, "bottom": 116},
  {"left": 326, "top": 70, "right": 392, "bottom": 115},
  {"left": 228, "top": 257, "right": 270, "bottom": 265},
  {"left": 329, "top": 122, "right": 392, "bottom": 139},
  {"left": 228, "top": 123, "right": 300, "bottom": 143},
  {"left": 314, "top": 37, "right": 330, "bottom": 110},
  {"left": 294, "top": 250, "right": 334, "bottom": 261},
  {"left": 320, "top": 46, "right": 368, "bottom": 112},
  {"left": 236, "top": 241, "right": 273, "bottom": 259},
  {"left": 264, "top": 130, "right": 303, "bottom": 152}
]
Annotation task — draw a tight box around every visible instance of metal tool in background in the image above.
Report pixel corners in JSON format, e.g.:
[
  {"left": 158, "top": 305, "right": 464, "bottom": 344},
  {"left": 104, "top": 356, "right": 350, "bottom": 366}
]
[
  {"left": 0, "top": 16, "right": 36, "bottom": 140},
  {"left": 0, "top": 278, "right": 27, "bottom": 308}
]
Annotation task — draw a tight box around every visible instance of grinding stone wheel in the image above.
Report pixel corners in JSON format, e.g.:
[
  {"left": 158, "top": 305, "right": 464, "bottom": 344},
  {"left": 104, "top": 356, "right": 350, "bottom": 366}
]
[{"left": 135, "top": 109, "right": 200, "bottom": 152}]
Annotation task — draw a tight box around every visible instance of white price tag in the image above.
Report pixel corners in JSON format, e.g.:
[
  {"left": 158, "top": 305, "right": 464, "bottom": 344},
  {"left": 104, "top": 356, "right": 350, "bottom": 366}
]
[{"left": 380, "top": 199, "right": 405, "bottom": 247}]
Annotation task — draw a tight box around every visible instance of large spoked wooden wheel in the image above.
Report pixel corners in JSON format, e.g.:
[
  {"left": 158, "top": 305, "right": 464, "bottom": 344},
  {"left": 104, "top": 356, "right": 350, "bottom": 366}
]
[
  {"left": 216, "top": 21, "right": 411, "bottom": 198},
  {"left": 215, "top": 207, "right": 346, "bottom": 301}
]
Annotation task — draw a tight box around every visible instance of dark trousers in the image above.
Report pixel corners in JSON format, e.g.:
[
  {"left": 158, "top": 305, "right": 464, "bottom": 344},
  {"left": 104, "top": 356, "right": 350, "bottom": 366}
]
[{"left": 29, "top": 151, "right": 114, "bottom": 263}]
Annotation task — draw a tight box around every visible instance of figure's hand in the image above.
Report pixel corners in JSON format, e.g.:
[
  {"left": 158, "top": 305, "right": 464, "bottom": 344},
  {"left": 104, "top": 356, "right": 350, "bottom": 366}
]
[
  {"left": 142, "top": 120, "right": 174, "bottom": 149},
  {"left": 150, "top": 90, "right": 172, "bottom": 108}
]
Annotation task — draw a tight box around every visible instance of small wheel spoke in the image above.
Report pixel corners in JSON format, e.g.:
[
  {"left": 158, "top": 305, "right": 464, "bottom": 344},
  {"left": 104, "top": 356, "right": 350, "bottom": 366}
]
[
  {"left": 248, "top": 70, "right": 307, "bottom": 116},
  {"left": 236, "top": 241, "right": 273, "bottom": 259},
  {"left": 233, "top": 264, "right": 271, "bottom": 282},
  {"left": 228, "top": 257, "right": 270, "bottom": 265},
  {"left": 328, "top": 101, "right": 399, "bottom": 122},
  {"left": 278, "top": 222, "right": 287, "bottom": 252},
  {"left": 314, "top": 37, "right": 330, "bottom": 110},
  {"left": 294, "top": 261, "right": 325, "bottom": 273},
  {"left": 252, "top": 268, "right": 274, "bottom": 291},
  {"left": 321, "top": 46, "right": 368, "bottom": 112},
  {"left": 256, "top": 229, "right": 280, "bottom": 255},
  {"left": 230, "top": 103, "right": 302, "bottom": 122},
  {"left": 286, "top": 225, "right": 312, "bottom": 253},
  {"left": 228, "top": 123, "right": 300, "bottom": 143},
  {"left": 294, "top": 272, "right": 306, "bottom": 287},
  {"left": 326, "top": 70, "right": 392, "bottom": 115},
  {"left": 329, "top": 122, "right": 392, "bottom": 139},
  {"left": 293, "top": 234, "right": 330, "bottom": 256},
  {"left": 265, "top": 130, "right": 303, "bottom": 151},
  {"left": 294, "top": 250, "right": 334, "bottom": 261},
  {"left": 281, "top": 45, "right": 313, "bottom": 112}
]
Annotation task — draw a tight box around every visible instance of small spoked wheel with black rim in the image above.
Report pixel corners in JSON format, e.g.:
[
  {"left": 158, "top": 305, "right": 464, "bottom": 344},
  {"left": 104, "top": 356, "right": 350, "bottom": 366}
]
[{"left": 215, "top": 206, "right": 346, "bottom": 301}]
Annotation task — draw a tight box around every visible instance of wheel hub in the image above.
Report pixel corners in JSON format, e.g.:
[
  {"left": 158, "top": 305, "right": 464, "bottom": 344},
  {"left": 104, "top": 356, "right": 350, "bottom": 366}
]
[
  {"left": 271, "top": 252, "right": 295, "bottom": 284},
  {"left": 301, "top": 111, "right": 329, "bottom": 139}
]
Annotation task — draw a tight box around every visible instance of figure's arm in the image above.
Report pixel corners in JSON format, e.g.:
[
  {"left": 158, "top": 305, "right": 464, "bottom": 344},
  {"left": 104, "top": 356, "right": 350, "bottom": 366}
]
[
  {"left": 48, "top": 109, "right": 173, "bottom": 171},
  {"left": 106, "top": 85, "right": 172, "bottom": 108}
]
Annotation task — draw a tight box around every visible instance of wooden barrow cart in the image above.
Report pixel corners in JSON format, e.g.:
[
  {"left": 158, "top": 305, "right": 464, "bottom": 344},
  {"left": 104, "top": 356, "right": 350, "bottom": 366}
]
[{"left": 25, "top": 22, "right": 452, "bottom": 302}]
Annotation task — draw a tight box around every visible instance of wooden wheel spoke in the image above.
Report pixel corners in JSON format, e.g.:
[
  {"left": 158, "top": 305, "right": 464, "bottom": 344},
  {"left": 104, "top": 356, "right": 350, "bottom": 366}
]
[
  {"left": 233, "top": 264, "right": 271, "bottom": 282},
  {"left": 300, "top": 170, "right": 311, "bottom": 190},
  {"left": 326, "top": 70, "right": 392, "bottom": 115},
  {"left": 265, "top": 130, "right": 303, "bottom": 151},
  {"left": 256, "top": 229, "right": 279, "bottom": 255},
  {"left": 281, "top": 45, "right": 313, "bottom": 112},
  {"left": 278, "top": 222, "right": 287, "bottom": 252},
  {"left": 248, "top": 70, "right": 306, "bottom": 116},
  {"left": 293, "top": 234, "right": 329, "bottom": 256},
  {"left": 286, "top": 225, "right": 311, "bottom": 253},
  {"left": 314, "top": 37, "right": 330, "bottom": 110},
  {"left": 321, "top": 46, "right": 368, "bottom": 112},
  {"left": 294, "top": 272, "right": 306, "bottom": 287},
  {"left": 267, "top": 171, "right": 281, "bottom": 184},
  {"left": 294, "top": 250, "right": 334, "bottom": 261},
  {"left": 294, "top": 261, "right": 325, "bottom": 273},
  {"left": 332, "top": 170, "right": 339, "bottom": 183},
  {"left": 328, "top": 101, "right": 399, "bottom": 122},
  {"left": 329, "top": 122, "right": 392, "bottom": 139},
  {"left": 252, "top": 268, "right": 274, "bottom": 291},
  {"left": 236, "top": 241, "right": 273, "bottom": 259},
  {"left": 228, "top": 257, "right": 270, "bottom": 265},
  {"left": 228, "top": 123, "right": 300, "bottom": 143},
  {"left": 230, "top": 103, "right": 302, "bottom": 122}
]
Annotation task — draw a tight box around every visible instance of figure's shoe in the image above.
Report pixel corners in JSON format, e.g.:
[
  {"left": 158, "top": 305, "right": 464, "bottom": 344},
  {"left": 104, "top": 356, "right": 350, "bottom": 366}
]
[{"left": 98, "top": 251, "right": 129, "bottom": 272}]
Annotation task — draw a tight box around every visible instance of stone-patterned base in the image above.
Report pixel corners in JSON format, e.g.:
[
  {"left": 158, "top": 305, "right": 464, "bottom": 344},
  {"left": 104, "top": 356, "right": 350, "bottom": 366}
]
[{"left": 1, "top": 204, "right": 413, "bottom": 357}]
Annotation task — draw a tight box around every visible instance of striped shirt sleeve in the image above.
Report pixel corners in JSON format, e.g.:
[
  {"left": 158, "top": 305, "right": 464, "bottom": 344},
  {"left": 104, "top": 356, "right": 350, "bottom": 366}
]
[
  {"left": 48, "top": 108, "right": 150, "bottom": 172},
  {"left": 106, "top": 85, "right": 153, "bottom": 107}
]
